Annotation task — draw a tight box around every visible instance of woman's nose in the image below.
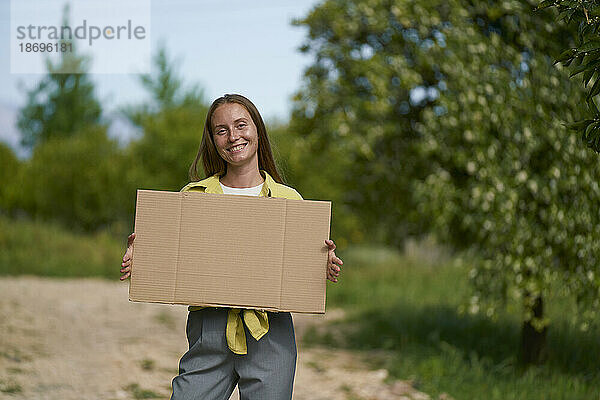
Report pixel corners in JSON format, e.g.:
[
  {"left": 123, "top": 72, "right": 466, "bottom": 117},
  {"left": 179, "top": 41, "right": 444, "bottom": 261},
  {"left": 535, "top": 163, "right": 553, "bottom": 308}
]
[{"left": 228, "top": 129, "right": 240, "bottom": 141}]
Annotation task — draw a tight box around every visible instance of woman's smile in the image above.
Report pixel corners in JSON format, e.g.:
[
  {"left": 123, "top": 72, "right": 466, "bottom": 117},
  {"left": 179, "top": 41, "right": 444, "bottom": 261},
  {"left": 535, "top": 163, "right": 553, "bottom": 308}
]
[{"left": 227, "top": 143, "right": 247, "bottom": 153}]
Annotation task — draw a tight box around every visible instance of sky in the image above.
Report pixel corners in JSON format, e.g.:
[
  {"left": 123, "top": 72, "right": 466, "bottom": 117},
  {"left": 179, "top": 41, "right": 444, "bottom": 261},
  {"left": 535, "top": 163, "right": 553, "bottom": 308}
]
[{"left": 0, "top": 0, "right": 321, "bottom": 154}]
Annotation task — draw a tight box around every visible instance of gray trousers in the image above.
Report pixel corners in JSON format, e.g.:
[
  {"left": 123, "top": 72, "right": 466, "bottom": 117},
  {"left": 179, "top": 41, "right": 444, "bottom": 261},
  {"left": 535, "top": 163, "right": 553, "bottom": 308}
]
[{"left": 171, "top": 308, "right": 297, "bottom": 400}]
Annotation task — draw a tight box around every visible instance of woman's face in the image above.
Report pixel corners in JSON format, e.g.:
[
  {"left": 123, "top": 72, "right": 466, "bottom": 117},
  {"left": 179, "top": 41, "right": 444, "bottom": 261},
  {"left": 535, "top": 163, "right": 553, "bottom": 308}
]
[{"left": 211, "top": 103, "right": 259, "bottom": 168}]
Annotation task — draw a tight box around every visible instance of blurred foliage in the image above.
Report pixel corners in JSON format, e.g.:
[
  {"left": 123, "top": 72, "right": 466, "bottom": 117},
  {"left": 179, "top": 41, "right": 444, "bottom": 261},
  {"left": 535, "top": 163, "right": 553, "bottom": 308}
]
[
  {"left": 0, "top": 214, "right": 122, "bottom": 278},
  {"left": 292, "top": 0, "right": 596, "bottom": 362},
  {"left": 123, "top": 47, "right": 209, "bottom": 193},
  {"left": 7, "top": 45, "right": 211, "bottom": 235},
  {"left": 291, "top": 0, "right": 576, "bottom": 250},
  {"left": 412, "top": 3, "right": 600, "bottom": 359},
  {"left": 17, "top": 5, "right": 103, "bottom": 149},
  {"left": 268, "top": 120, "right": 363, "bottom": 249},
  {"left": 537, "top": 0, "right": 600, "bottom": 152},
  {"left": 124, "top": 105, "right": 206, "bottom": 191},
  {"left": 18, "top": 126, "right": 128, "bottom": 232},
  {"left": 0, "top": 143, "right": 21, "bottom": 213}
]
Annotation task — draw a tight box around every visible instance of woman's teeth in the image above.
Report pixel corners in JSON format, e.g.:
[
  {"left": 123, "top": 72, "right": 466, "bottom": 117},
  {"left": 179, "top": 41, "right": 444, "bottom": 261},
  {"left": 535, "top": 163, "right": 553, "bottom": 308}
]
[{"left": 228, "top": 143, "right": 246, "bottom": 153}]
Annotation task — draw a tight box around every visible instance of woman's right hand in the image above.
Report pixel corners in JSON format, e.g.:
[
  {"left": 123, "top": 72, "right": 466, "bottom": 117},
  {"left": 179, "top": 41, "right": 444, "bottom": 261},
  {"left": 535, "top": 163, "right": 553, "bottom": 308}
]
[{"left": 120, "top": 233, "right": 136, "bottom": 280}]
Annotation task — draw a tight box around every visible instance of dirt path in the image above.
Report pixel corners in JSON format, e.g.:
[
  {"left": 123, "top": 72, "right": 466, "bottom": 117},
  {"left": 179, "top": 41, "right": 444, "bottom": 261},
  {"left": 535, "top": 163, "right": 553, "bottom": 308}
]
[{"left": 0, "top": 277, "right": 434, "bottom": 400}]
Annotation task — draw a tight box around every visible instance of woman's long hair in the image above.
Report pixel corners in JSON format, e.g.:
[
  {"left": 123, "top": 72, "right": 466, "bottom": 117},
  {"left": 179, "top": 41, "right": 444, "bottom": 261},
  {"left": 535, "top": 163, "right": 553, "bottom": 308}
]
[{"left": 188, "top": 94, "right": 284, "bottom": 183}]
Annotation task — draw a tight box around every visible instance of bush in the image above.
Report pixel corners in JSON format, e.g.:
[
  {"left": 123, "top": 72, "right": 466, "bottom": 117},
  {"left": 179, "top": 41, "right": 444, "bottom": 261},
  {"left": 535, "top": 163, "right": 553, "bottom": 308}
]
[{"left": 19, "top": 126, "right": 132, "bottom": 232}]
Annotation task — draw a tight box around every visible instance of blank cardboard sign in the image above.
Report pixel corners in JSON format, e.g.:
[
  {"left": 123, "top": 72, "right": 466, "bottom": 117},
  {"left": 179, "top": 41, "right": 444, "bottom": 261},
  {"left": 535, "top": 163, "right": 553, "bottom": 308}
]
[{"left": 129, "top": 189, "right": 331, "bottom": 313}]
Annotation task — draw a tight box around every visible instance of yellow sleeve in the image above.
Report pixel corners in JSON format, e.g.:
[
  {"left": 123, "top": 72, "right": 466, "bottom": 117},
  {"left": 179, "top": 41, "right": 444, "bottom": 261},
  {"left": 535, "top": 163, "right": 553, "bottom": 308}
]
[
  {"left": 293, "top": 189, "right": 304, "bottom": 200},
  {"left": 180, "top": 184, "right": 206, "bottom": 193}
]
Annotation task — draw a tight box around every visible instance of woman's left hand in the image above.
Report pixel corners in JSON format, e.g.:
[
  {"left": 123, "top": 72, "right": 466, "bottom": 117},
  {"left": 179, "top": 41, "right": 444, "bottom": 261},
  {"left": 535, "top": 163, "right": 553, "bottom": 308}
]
[{"left": 325, "top": 239, "right": 343, "bottom": 283}]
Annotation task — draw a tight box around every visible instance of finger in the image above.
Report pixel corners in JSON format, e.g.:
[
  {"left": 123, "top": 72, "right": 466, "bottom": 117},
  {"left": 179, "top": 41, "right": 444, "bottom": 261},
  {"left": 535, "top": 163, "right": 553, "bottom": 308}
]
[
  {"left": 120, "top": 265, "right": 131, "bottom": 273},
  {"left": 329, "top": 252, "right": 342, "bottom": 266},
  {"left": 329, "top": 250, "right": 343, "bottom": 264},
  {"left": 127, "top": 233, "right": 136, "bottom": 247},
  {"left": 325, "top": 239, "right": 336, "bottom": 250},
  {"left": 119, "top": 271, "right": 130, "bottom": 280},
  {"left": 328, "top": 266, "right": 339, "bottom": 277},
  {"left": 327, "top": 271, "right": 335, "bottom": 282},
  {"left": 328, "top": 261, "right": 340, "bottom": 271}
]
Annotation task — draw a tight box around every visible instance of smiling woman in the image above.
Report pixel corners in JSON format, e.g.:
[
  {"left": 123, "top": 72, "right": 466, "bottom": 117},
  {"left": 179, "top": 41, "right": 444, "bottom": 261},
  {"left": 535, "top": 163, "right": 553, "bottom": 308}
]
[
  {"left": 210, "top": 102, "right": 261, "bottom": 184},
  {"left": 120, "top": 93, "right": 344, "bottom": 400},
  {"left": 188, "top": 93, "right": 282, "bottom": 188}
]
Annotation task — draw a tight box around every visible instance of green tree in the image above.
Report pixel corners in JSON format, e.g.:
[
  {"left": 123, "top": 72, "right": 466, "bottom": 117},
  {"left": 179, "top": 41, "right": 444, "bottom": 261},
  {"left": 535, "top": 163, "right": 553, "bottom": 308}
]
[
  {"left": 123, "top": 46, "right": 209, "bottom": 192},
  {"left": 0, "top": 143, "right": 21, "bottom": 214},
  {"left": 17, "top": 4, "right": 102, "bottom": 149},
  {"left": 536, "top": 1, "right": 600, "bottom": 153},
  {"left": 267, "top": 120, "right": 363, "bottom": 248},
  {"left": 292, "top": 0, "right": 595, "bottom": 364},
  {"left": 19, "top": 126, "right": 128, "bottom": 231},
  {"left": 291, "top": 0, "right": 575, "bottom": 249},
  {"left": 413, "top": 13, "right": 600, "bottom": 365}
]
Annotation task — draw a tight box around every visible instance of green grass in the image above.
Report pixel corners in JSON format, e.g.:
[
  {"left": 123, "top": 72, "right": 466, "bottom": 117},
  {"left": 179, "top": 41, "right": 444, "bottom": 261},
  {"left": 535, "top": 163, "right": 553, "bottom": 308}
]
[
  {"left": 0, "top": 215, "right": 124, "bottom": 279},
  {"left": 139, "top": 358, "right": 156, "bottom": 371},
  {"left": 311, "top": 245, "right": 600, "bottom": 400}
]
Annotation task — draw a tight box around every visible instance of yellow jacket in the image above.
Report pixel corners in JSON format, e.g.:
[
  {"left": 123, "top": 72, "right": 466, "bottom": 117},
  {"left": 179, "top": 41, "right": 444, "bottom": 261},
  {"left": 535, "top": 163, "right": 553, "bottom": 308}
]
[{"left": 179, "top": 169, "right": 303, "bottom": 355}]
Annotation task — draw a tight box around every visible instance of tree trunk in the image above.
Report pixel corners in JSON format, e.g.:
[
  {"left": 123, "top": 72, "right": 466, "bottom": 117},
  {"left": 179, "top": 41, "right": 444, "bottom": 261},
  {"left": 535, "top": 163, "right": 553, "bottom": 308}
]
[{"left": 519, "top": 294, "right": 547, "bottom": 365}]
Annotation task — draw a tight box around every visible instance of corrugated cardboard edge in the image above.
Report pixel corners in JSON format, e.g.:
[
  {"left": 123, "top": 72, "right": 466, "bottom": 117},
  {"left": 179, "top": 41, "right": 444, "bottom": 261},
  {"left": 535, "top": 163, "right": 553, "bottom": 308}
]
[
  {"left": 127, "top": 191, "right": 137, "bottom": 302},
  {"left": 324, "top": 200, "right": 332, "bottom": 314},
  {"left": 278, "top": 198, "right": 330, "bottom": 314},
  {"left": 128, "top": 189, "right": 142, "bottom": 302},
  {"left": 127, "top": 299, "right": 318, "bottom": 314},
  {"left": 129, "top": 189, "right": 181, "bottom": 304},
  {"left": 319, "top": 199, "right": 331, "bottom": 314}
]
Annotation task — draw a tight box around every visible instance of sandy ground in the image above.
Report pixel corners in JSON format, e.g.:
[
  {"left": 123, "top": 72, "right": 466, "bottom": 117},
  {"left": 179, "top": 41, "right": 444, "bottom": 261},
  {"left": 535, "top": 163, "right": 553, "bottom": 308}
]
[{"left": 0, "top": 277, "right": 436, "bottom": 400}]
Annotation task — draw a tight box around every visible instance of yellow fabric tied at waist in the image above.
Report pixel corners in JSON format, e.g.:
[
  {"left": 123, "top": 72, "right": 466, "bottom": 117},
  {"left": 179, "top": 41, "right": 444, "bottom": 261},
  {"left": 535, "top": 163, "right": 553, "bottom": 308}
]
[{"left": 226, "top": 308, "right": 270, "bottom": 355}]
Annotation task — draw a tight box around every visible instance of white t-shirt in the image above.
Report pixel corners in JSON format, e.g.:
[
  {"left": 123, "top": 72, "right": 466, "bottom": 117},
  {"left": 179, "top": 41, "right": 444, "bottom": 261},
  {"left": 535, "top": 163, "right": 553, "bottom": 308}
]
[{"left": 219, "top": 181, "right": 264, "bottom": 196}]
